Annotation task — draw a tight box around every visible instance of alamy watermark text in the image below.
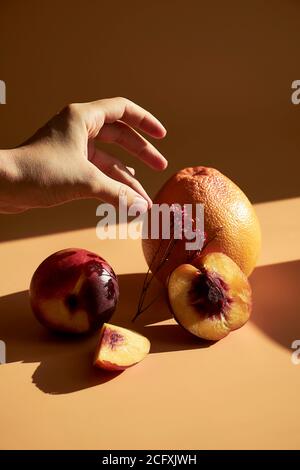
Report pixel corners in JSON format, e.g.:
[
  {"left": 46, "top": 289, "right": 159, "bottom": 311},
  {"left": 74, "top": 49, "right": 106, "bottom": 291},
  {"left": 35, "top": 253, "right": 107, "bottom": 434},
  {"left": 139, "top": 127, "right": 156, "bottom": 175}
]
[
  {"left": 0, "top": 80, "right": 6, "bottom": 104},
  {"left": 0, "top": 340, "right": 6, "bottom": 364},
  {"left": 96, "top": 198, "right": 205, "bottom": 251}
]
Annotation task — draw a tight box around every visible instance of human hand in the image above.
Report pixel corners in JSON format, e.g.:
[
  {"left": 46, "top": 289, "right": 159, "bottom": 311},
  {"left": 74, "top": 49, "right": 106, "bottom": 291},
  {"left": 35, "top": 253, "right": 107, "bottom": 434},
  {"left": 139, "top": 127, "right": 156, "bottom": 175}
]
[{"left": 0, "top": 97, "right": 167, "bottom": 213}]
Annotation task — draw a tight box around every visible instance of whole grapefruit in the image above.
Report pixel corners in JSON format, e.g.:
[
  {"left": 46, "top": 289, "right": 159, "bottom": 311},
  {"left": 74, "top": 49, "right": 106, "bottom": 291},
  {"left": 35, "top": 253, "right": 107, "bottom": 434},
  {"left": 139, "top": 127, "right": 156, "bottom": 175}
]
[{"left": 142, "top": 167, "right": 261, "bottom": 284}]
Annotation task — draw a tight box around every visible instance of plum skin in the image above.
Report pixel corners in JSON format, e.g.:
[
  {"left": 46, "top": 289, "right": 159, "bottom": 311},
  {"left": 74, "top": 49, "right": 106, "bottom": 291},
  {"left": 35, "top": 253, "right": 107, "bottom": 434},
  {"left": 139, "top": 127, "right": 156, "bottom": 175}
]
[{"left": 29, "top": 248, "right": 119, "bottom": 335}]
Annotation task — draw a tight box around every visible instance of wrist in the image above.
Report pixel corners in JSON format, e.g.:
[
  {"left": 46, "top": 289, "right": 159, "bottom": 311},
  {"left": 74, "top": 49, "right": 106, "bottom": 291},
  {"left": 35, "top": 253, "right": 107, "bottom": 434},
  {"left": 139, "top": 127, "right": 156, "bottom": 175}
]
[{"left": 0, "top": 148, "right": 24, "bottom": 213}]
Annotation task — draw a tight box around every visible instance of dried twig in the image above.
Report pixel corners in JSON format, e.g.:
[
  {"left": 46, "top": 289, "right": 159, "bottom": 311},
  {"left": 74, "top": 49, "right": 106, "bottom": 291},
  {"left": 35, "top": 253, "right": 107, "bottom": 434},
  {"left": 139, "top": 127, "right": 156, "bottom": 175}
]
[{"left": 133, "top": 213, "right": 223, "bottom": 321}]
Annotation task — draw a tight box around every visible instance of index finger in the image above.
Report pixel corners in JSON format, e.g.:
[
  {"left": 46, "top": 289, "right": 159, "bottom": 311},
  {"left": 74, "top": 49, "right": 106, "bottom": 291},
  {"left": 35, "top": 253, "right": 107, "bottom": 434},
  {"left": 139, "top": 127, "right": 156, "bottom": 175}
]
[{"left": 89, "top": 97, "right": 167, "bottom": 139}]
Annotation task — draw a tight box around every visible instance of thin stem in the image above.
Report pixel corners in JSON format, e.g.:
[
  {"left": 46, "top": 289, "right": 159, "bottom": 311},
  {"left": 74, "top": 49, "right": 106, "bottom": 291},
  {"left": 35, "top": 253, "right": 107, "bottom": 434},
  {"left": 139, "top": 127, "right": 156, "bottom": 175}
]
[
  {"left": 138, "top": 290, "right": 164, "bottom": 315},
  {"left": 133, "top": 223, "right": 223, "bottom": 322},
  {"left": 133, "top": 239, "right": 164, "bottom": 321},
  {"left": 133, "top": 234, "right": 176, "bottom": 321}
]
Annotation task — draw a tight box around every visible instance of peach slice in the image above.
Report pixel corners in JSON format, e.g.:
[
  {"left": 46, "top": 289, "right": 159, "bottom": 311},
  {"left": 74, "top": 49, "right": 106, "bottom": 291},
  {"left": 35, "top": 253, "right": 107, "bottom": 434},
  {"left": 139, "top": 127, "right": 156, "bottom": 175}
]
[
  {"left": 94, "top": 323, "right": 151, "bottom": 371},
  {"left": 168, "top": 253, "right": 252, "bottom": 341}
]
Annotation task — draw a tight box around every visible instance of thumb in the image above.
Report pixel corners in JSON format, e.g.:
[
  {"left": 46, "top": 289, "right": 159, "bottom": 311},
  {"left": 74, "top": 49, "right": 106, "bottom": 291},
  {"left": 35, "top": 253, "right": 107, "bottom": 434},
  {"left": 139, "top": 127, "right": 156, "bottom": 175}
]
[{"left": 90, "top": 169, "right": 150, "bottom": 211}]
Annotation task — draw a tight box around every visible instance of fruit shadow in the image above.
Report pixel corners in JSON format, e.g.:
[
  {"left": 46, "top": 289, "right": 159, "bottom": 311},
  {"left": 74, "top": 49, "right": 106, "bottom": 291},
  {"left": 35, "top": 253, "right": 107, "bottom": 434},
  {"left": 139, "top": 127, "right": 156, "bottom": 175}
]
[
  {"left": 115, "top": 273, "right": 211, "bottom": 353},
  {"left": 0, "top": 273, "right": 209, "bottom": 395},
  {"left": 0, "top": 288, "right": 122, "bottom": 394},
  {"left": 250, "top": 259, "right": 300, "bottom": 349}
]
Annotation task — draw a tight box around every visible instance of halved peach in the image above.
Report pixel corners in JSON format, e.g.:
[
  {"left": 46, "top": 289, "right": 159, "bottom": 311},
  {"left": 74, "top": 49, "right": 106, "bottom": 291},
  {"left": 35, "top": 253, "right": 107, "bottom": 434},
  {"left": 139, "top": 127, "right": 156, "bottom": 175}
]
[
  {"left": 93, "top": 323, "right": 150, "bottom": 371},
  {"left": 168, "top": 253, "right": 252, "bottom": 341}
]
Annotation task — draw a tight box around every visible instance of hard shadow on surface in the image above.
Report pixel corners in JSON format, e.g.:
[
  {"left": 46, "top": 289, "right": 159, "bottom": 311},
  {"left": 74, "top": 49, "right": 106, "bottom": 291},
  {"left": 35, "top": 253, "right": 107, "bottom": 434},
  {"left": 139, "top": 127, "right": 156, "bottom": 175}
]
[
  {"left": 116, "top": 273, "right": 213, "bottom": 353},
  {"left": 0, "top": 200, "right": 99, "bottom": 243},
  {"left": 0, "top": 289, "right": 122, "bottom": 393},
  {"left": 1, "top": 260, "right": 299, "bottom": 394},
  {"left": 250, "top": 260, "right": 300, "bottom": 349},
  {"left": 0, "top": 273, "right": 210, "bottom": 394},
  {"left": 1, "top": 1, "right": 300, "bottom": 242}
]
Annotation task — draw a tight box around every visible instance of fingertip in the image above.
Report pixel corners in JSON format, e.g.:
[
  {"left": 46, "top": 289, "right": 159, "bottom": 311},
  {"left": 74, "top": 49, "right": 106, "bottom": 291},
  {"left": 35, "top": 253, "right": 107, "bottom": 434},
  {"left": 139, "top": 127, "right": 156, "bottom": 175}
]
[
  {"left": 144, "top": 194, "right": 153, "bottom": 209},
  {"left": 161, "top": 157, "right": 168, "bottom": 169},
  {"left": 126, "top": 166, "right": 136, "bottom": 176},
  {"left": 144, "top": 118, "right": 167, "bottom": 139},
  {"left": 153, "top": 157, "right": 168, "bottom": 171},
  {"left": 159, "top": 126, "right": 167, "bottom": 138},
  {"left": 153, "top": 125, "right": 167, "bottom": 139}
]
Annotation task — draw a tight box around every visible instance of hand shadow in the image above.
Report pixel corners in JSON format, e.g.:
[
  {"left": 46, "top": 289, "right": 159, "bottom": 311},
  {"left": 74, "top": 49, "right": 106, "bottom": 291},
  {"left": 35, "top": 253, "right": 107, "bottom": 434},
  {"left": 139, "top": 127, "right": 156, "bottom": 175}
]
[
  {"left": 0, "top": 272, "right": 211, "bottom": 394},
  {"left": 250, "top": 259, "right": 300, "bottom": 349}
]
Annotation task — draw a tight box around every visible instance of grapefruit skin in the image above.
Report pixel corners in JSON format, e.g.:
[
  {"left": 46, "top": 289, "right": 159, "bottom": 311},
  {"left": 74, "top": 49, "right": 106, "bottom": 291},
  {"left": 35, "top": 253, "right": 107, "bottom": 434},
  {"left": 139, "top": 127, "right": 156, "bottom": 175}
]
[{"left": 142, "top": 167, "right": 261, "bottom": 284}]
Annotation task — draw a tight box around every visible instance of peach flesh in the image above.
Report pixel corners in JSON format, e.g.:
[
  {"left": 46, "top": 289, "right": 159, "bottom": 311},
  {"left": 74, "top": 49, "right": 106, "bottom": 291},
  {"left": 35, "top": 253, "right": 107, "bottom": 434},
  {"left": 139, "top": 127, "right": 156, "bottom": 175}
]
[
  {"left": 102, "top": 327, "right": 124, "bottom": 350},
  {"left": 168, "top": 253, "right": 252, "bottom": 341},
  {"left": 94, "top": 323, "right": 151, "bottom": 371}
]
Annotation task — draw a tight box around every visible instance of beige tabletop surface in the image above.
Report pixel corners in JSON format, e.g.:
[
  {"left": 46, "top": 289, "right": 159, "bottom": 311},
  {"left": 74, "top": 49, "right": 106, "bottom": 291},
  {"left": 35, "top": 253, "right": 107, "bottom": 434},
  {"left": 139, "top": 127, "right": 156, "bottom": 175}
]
[{"left": 0, "top": 197, "right": 299, "bottom": 450}]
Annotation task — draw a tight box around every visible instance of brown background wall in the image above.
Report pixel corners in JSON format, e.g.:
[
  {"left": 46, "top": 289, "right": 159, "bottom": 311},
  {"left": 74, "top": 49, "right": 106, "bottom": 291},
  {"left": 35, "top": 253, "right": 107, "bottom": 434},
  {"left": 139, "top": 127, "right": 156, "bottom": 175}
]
[{"left": 0, "top": 0, "right": 299, "bottom": 240}]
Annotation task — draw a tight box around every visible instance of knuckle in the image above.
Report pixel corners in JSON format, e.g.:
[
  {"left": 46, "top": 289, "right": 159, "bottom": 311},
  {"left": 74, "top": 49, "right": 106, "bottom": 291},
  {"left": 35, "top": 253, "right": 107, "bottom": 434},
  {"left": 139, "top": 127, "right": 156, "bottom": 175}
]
[
  {"left": 66, "top": 102, "right": 79, "bottom": 113},
  {"left": 61, "top": 103, "right": 82, "bottom": 121},
  {"left": 138, "top": 142, "right": 149, "bottom": 157},
  {"left": 115, "top": 96, "right": 130, "bottom": 107},
  {"left": 115, "top": 96, "right": 127, "bottom": 102}
]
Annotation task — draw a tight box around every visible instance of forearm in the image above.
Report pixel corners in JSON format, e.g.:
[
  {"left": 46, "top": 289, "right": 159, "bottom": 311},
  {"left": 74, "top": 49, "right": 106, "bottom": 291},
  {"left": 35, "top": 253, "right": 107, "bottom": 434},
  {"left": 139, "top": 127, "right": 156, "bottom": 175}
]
[{"left": 0, "top": 148, "right": 24, "bottom": 213}]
